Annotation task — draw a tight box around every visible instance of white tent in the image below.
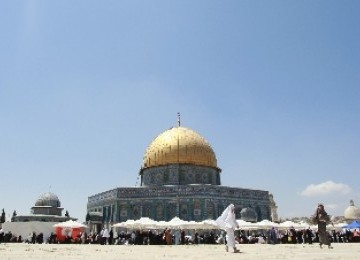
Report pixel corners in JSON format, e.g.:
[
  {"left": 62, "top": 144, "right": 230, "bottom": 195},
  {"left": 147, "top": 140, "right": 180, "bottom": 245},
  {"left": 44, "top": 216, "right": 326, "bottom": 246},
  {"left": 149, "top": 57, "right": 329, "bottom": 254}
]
[
  {"left": 180, "top": 220, "right": 202, "bottom": 230},
  {"left": 112, "top": 219, "right": 136, "bottom": 229},
  {"left": 155, "top": 221, "right": 168, "bottom": 229},
  {"left": 278, "top": 221, "right": 306, "bottom": 230},
  {"left": 254, "top": 219, "right": 279, "bottom": 229},
  {"left": 113, "top": 217, "right": 158, "bottom": 230},
  {"left": 199, "top": 219, "right": 219, "bottom": 230},
  {"left": 134, "top": 217, "right": 159, "bottom": 230},
  {"left": 236, "top": 219, "right": 256, "bottom": 230},
  {"left": 52, "top": 220, "right": 88, "bottom": 241},
  {"left": 166, "top": 217, "right": 189, "bottom": 229}
]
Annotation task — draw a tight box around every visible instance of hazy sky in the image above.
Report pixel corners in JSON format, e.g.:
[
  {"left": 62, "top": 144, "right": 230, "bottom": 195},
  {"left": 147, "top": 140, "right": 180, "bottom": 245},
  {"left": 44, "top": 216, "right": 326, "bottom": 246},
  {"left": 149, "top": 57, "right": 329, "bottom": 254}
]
[{"left": 1, "top": 1, "right": 359, "bottom": 222}]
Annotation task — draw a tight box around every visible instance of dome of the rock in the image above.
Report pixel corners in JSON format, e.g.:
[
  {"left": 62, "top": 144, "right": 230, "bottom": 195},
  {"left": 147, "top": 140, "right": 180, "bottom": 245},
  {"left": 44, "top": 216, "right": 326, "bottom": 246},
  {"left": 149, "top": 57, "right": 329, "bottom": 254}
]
[{"left": 142, "top": 126, "right": 217, "bottom": 169}]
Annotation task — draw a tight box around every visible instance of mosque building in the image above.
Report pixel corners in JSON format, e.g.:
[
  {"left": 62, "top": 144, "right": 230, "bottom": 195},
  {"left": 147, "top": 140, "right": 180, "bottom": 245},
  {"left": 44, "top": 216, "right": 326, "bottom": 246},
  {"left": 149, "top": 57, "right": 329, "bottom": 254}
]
[
  {"left": 344, "top": 200, "right": 360, "bottom": 222},
  {"left": 87, "top": 117, "right": 275, "bottom": 228},
  {"left": 12, "top": 192, "right": 76, "bottom": 222},
  {"left": 2, "top": 192, "right": 76, "bottom": 239}
]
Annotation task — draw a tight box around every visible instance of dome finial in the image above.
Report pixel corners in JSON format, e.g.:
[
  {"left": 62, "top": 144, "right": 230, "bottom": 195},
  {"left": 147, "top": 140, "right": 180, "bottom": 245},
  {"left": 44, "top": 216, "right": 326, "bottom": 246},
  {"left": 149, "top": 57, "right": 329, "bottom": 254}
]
[{"left": 177, "top": 112, "right": 181, "bottom": 127}]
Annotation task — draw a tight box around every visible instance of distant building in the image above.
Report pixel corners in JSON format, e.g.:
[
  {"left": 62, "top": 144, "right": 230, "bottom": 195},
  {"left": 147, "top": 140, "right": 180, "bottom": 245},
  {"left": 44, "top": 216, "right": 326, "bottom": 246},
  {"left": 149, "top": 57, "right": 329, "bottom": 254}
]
[
  {"left": 87, "top": 120, "right": 274, "bottom": 230},
  {"left": 3, "top": 192, "right": 76, "bottom": 240},
  {"left": 12, "top": 192, "right": 76, "bottom": 222},
  {"left": 344, "top": 200, "right": 360, "bottom": 222}
]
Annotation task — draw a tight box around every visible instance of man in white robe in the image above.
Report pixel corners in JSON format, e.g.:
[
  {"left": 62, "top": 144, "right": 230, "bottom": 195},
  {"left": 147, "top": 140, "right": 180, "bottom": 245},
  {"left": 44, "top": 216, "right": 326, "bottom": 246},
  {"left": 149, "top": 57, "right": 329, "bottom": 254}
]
[
  {"left": 101, "top": 227, "right": 110, "bottom": 245},
  {"left": 216, "top": 204, "right": 240, "bottom": 253}
]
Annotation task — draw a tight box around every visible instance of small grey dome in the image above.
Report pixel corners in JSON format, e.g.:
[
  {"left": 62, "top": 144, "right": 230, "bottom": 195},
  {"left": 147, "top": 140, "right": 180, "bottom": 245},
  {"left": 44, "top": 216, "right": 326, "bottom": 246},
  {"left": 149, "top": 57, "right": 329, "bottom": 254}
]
[{"left": 35, "top": 192, "right": 61, "bottom": 207}]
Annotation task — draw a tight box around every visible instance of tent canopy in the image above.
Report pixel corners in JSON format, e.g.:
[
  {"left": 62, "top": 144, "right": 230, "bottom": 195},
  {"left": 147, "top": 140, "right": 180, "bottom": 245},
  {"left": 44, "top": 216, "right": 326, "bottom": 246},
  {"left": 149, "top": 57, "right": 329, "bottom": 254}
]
[
  {"left": 53, "top": 220, "right": 88, "bottom": 229},
  {"left": 343, "top": 220, "right": 360, "bottom": 229}
]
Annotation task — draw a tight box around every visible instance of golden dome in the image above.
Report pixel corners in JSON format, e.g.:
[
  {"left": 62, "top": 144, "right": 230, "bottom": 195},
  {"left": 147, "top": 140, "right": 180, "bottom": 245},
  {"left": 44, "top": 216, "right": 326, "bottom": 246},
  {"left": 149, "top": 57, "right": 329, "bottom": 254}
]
[{"left": 143, "top": 126, "right": 217, "bottom": 169}]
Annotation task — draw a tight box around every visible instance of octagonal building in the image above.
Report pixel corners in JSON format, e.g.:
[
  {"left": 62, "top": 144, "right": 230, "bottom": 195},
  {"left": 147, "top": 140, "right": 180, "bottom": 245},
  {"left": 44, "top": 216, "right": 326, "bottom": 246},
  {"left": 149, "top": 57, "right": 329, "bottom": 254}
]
[{"left": 87, "top": 122, "right": 272, "bottom": 228}]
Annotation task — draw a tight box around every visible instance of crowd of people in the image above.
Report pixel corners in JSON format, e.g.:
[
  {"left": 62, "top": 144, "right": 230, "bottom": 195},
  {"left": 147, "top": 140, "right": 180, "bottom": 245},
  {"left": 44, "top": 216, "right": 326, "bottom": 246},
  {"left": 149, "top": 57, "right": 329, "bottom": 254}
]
[
  {"left": 77, "top": 228, "right": 218, "bottom": 245},
  {"left": 254, "top": 226, "right": 360, "bottom": 245},
  {"left": 1, "top": 204, "right": 359, "bottom": 248},
  {"left": 1, "top": 226, "right": 359, "bottom": 246},
  {"left": 0, "top": 229, "right": 47, "bottom": 244}
]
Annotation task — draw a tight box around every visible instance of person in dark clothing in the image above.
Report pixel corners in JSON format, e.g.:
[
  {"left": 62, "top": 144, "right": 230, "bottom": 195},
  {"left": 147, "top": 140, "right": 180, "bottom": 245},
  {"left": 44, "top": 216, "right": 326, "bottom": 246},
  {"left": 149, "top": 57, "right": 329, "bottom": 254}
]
[
  {"left": 36, "top": 233, "right": 44, "bottom": 244},
  {"left": 0, "top": 228, "right": 4, "bottom": 243},
  {"left": 305, "top": 227, "right": 313, "bottom": 244},
  {"left": 109, "top": 229, "right": 114, "bottom": 245},
  {"left": 180, "top": 230, "right": 185, "bottom": 245},
  {"left": 194, "top": 232, "right": 199, "bottom": 244},
  {"left": 312, "top": 203, "right": 333, "bottom": 249},
  {"left": 31, "top": 232, "right": 36, "bottom": 244}
]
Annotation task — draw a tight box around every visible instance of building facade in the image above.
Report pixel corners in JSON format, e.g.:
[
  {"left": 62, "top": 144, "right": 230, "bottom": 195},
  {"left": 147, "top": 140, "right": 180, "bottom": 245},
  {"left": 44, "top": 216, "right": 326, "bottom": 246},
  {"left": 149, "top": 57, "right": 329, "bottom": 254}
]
[{"left": 87, "top": 124, "right": 273, "bottom": 225}]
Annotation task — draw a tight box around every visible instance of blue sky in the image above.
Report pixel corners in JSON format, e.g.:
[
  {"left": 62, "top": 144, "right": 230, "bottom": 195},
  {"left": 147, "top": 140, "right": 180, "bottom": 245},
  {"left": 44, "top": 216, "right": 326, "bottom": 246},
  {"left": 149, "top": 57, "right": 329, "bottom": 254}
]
[{"left": 1, "top": 1, "right": 359, "bottom": 222}]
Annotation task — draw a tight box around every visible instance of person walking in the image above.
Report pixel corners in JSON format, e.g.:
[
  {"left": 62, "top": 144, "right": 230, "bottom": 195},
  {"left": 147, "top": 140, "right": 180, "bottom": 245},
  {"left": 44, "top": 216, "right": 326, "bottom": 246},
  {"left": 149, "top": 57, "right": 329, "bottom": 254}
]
[
  {"left": 101, "top": 227, "right": 110, "bottom": 245},
  {"left": 312, "top": 203, "right": 333, "bottom": 249},
  {"left": 216, "top": 204, "right": 240, "bottom": 253}
]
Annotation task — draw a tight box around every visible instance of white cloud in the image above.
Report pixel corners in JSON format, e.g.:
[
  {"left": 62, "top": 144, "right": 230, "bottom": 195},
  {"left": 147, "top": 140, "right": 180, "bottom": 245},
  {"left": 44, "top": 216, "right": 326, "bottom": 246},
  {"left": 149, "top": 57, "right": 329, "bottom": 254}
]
[{"left": 300, "top": 181, "right": 352, "bottom": 197}]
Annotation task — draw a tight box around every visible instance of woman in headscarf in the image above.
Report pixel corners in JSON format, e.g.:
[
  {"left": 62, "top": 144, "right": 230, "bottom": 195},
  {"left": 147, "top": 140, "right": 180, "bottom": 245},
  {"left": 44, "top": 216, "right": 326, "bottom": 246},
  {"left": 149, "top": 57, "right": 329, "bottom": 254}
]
[
  {"left": 216, "top": 204, "right": 240, "bottom": 253},
  {"left": 163, "top": 228, "right": 172, "bottom": 245},
  {"left": 312, "top": 203, "right": 333, "bottom": 249}
]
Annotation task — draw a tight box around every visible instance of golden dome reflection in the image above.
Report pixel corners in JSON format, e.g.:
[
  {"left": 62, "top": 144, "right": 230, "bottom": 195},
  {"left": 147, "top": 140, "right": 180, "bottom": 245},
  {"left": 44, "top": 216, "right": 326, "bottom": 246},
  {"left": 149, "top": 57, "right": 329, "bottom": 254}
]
[{"left": 142, "top": 126, "right": 218, "bottom": 169}]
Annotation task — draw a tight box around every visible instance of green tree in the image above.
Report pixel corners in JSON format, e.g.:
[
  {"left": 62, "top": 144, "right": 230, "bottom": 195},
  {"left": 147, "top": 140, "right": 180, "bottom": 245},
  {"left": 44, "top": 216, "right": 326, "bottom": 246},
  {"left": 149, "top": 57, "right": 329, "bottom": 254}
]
[
  {"left": 11, "top": 210, "right": 17, "bottom": 222},
  {"left": 1, "top": 209, "right": 5, "bottom": 223}
]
